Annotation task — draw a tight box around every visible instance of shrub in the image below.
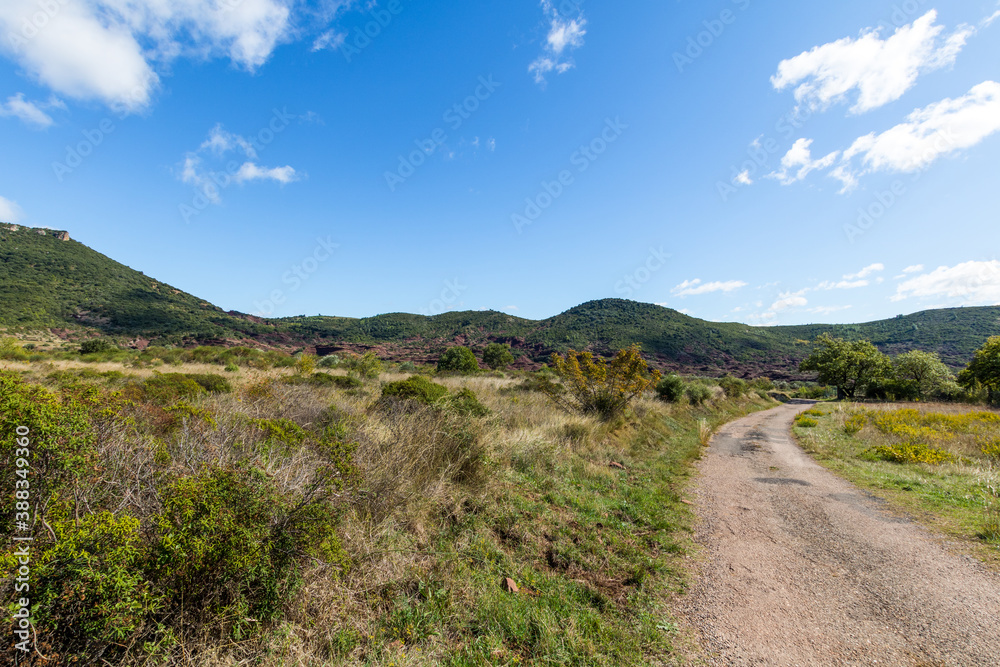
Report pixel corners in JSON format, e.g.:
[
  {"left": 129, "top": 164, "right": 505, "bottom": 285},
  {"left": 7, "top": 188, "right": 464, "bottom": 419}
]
[
  {"left": 295, "top": 353, "right": 317, "bottom": 376},
  {"left": 224, "top": 362, "right": 239, "bottom": 372},
  {"left": 843, "top": 413, "right": 866, "bottom": 435},
  {"left": 303, "top": 372, "right": 362, "bottom": 389},
  {"left": 185, "top": 373, "right": 233, "bottom": 393},
  {"left": 545, "top": 345, "right": 661, "bottom": 420},
  {"left": 685, "top": 385, "right": 712, "bottom": 406},
  {"left": 317, "top": 355, "right": 341, "bottom": 368},
  {"left": 382, "top": 376, "right": 449, "bottom": 405},
  {"left": 444, "top": 388, "right": 490, "bottom": 417},
  {"left": 0, "top": 336, "right": 28, "bottom": 361},
  {"left": 141, "top": 373, "right": 205, "bottom": 404},
  {"left": 398, "top": 361, "right": 417, "bottom": 373},
  {"left": 79, "top": 338, "right": 117, "bottom": 355},
  {"left": 351, "top": 351, "right": 383, "bottom": 379},
  {"left": 794, "top": 417, "right": 819, "bottom": 428},
  {"left": 152, "top": 462, "right": 349, "bottom": 637},
  {"left": 866, "top": 442, "right": 955, "bottom": 465},
  {"left": 655, "top": 375, "right": 685, "bottom": 403},
  {"left": 718, "top": 375, "right": 748, "bottom": 398},
  {"left": 30, "top": 511, "right": 161, "bottom": 660},
  {"left": 482, "top": 343, "right": 515, "bottom": 371},
  {"left": 749, "top": 377, "right": 775, "bottom": 392},
  {"left": 516, "top": 373, "right": 564, "bottom": 395},
  {"left": 437, "top": 346, "right": 480, "bottom": 373},
  {"left": 801, "top": 408, "right": 824, "bottom": 417}
]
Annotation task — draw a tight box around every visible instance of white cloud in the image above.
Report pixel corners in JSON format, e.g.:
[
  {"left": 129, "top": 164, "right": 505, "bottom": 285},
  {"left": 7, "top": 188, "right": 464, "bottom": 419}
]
[
  {"left": 312, "top": 30, "right": 345, "bottom": 52},
  {"left": 233, "top": 162, "right": 297, "bottom": 184},
  {"left": 180, "top": 124, "right": 298, "bottom": 204},
  {"left": 771, "top": 11, "right": 973, "bottom": 115},
  {"left": 982, "top": 4, "right": 1000, "bottom": 28},
  {"left": 808, "top": 305, "right": 853, "bottom": 315},
  {"left": 770, "top": 291, "right": 808, "bottom": 312},
  {"left": 670, "top": 279, "right": 748, "bottom": 297},
  {"left": 0, "top": 195, "right": 23, "bottom": 222},
  {"left": 734, "top": 169, "right": 753, "bottom": 185},
  {"left": 0, "top": 0, "right": 294, "bottom": 113},
  {"left": 844, "top": 263, "right": 884, "bottom": 280},
  {"left": 529, "top": 1, "right": 586, "bottom": 85},
  {"left": 769, "top": 138, "right": 840, "bottom": 184},
  {"left": 902, "top": 264, "right": 924, "bottom": 274},
  {"left": 892, "top": 260, "right": 1000, "bottom": 304},
  {"left": 831, "top": 81, "right": 1000, "bottom": 191},
  {"left": 0, "top": 92, "right": 64, "bottom": 128},
  {"left": 817, "top": 279, "right": 869, "bottom": 290}
]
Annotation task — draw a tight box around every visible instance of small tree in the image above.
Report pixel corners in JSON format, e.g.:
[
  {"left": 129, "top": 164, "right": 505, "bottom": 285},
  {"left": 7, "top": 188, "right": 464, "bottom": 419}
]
[
  {"left": 655, "top": 375, "right": 685, "bottom": 403},
  {"left": 482, "top": 343, "right": 515, "bottom": 371},
  {"left": 350, "top": 351, "right": 383, "bottom": 379},
  {"left": 799, "top": 334, "right": 892, "bottom": 399},
  {"left": 545, "top": 345, "right": 661, "bottom": 420},
  {"left": 80, "top": 339, "right": 116, "bottom": 355},
  {"left": 893, "top": 350, "right": 955, "bottom": 400},
  {"left": 959, "top": 336, "right": 1000, "bottom": 406},
  {"left": 718, "top": 375, "right": 747, "bottom": 398},
  {"left": 437, "top": 346, "right": 479, "bottom": 373},
  {"left": 294, "top": 353, "right": 317, "bottom": 376}
]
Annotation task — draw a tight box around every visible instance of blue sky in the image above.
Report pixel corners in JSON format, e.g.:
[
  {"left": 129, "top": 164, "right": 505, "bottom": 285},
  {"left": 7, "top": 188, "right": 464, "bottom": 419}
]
[{"left": 1, "top": 0, "right": 999, "bottom": 325}]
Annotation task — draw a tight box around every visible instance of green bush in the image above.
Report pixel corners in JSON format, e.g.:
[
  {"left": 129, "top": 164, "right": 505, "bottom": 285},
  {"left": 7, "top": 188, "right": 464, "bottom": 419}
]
[
  {"left": 301, "top": 372, "right": 362, "bottom": 389},
  {"left": 79, "top": 338, "right": 117, "bottom": 355},
  {"left": 0, "top": 336, "right": 29, "bottom": 361},
  {"left": 749, "top": 377, "right": 775, "bottom": 392},
  {"left": 382, "top": 376, "right": 449, "bottom": 405},
  {"left": 482, "top": 343, "right": 515, "bottom": 371},
  {"left": 152, "top": 463, "right": 348, "bottom": 637},
  {"left": 185, "top": 373, "right": 233, "bottom": 393},
  {"left": 794, "top": 416, "right": 819, "bottom": 428},
  {"left": 718, "top": 375, "right": 747, "bottom": 398},
  {"left": 141, "top": 373, "right": 206, "bottom": 404},
  {"left": 398, "top": 361, "right": 417, "bottom": 373},
  {"left": 655, "top": 375, "right": 685, "bottom": 403},
  {"left": 437, "top": 346, "right": 480, "bottom": 373},
  {"left": 317, "top": 355, "right": 341, "bottom": 368},
  {"left": 685, "top": 385, "right": 712, "bottom": 406},
  {"left": 445, "top": 388, "right": 490, "bottom": 417},
  {"left": 516, "top": 373, "right": 564, "bottom": 395},
  {"left": 224, "top": 362, "right": 239, "bottom": 372},
  {"left": 32, "top": 511, "right": 160, "bottom": 659}
]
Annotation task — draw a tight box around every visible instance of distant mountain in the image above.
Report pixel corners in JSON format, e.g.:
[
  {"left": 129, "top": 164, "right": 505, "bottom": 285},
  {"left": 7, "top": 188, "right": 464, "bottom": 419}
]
[{"left": 2, "top": 225, "right": 998, "bottom": 377}]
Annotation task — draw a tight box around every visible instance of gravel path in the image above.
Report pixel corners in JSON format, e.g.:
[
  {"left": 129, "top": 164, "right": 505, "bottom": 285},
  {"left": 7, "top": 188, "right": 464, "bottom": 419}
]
[{"left": 679, "top": 401, "right": 1000, "bottom": 666}]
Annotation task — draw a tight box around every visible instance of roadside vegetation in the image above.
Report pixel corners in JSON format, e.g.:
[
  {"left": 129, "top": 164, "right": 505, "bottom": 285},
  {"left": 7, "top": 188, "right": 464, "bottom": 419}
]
[
  {"left": 1, "top": 340, "right": 777, "bottom": 666},
  {"left": 793, "top": 402, "right": 1000, "bottom": 567}
]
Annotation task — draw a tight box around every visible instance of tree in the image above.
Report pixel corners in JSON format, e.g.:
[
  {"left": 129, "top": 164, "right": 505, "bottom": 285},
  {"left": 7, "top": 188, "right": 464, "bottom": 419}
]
[
  {"left": 482, "top": 343, "right": 514, "bottom": 371},
  {"left": 798, "top": 334, "right": 892, "bottom": 399},
  {"left": 437, "top": 346, "right": 480, "bottom": 373},
  {"left": 893, "top": 350, "right": 955, "bottom": 399},
  {"left": 655, "top": 374, "right": 685, "bottom": 403},
  {"left": 958, "top": 336, "right": 1000, "bottom": 406},
  {"left": 349, "top": 351, "right": 382, "bottom": 379},
  {"left": 544, "top": 344, "right": 661, "bottom": 420},
  {"left": 718, "top": 375, "right": 747, "bottom": 398}
]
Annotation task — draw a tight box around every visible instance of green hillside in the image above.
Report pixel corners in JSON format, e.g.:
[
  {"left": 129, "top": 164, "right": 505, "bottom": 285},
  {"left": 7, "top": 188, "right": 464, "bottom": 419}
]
[{"left": 2, "top": 226, "right": 998, "bottom": 375}]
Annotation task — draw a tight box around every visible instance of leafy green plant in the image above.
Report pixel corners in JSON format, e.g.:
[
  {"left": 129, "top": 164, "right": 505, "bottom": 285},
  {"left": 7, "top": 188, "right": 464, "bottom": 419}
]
[
  {"left": 0, "top": 336, "right": 28, "bottom": 361},
  {"left": 382, "top": 376, "right": 449, "bottom": 405},
  {"left": 185, "top": 373, "right": 233, "bottom": 393},
  {"left": 685, "top": 384, "right": 712, "bottom": 406},
  {"left": 718, "top": 375, "right": 747, "bottom": 398},
  {"left": 444, "top": 388, "right": 490, "bottom": 417},
  {"left": 482, "top": 343, "right": 515, "bottom": 371},
  {"left": 350, "top": 351, "right": 383, "bottom": 379},
  {"left": 655, "top": 375, "right": 685, "bottom": 403},
  {"left": 545, "top": 345, "right": 661, "bottom": 420},
  {"left": 140, "top": 373, "right": 205, "bottom": 404},
  {"left": 794, "top": 416, "right": 819, "bottom": 428},
  {"left": 79, "top": 338, "right": 117, "bottom": 355},
  {"left": 437, "top": 346, "right": 480, "bottom": 373}
]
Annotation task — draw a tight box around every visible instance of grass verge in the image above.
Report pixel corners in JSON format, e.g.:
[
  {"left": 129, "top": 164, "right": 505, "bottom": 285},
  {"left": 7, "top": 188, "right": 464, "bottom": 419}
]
[{"left": 792, "top": 401, "right": 1000, "bottom": 570}]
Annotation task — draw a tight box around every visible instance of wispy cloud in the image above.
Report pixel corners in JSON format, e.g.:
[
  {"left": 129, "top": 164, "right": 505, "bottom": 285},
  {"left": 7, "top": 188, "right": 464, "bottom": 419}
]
[
  {"left": 670, "top": 279, "right": 748, "bottom": 297},
  {"left": 769, "top": 138, "right": 839, "bottom": 185},
  {"left": 772, "top": 11, "right": 973, "bottom": 115},
  {"left": 180, "top": 123, "right": 299, "bottom": 204},
  {"left": 528, "top": 0, "right": 587, "bottom": 85},
  {"left": 0, "top": 195, "right": 23, "bottom": 222},
  {"left": 0, "top": 93, "right": 64, "bottom": 128},
  {"left": 892, "top": 260, "right": 1000, "bottom": 304}
]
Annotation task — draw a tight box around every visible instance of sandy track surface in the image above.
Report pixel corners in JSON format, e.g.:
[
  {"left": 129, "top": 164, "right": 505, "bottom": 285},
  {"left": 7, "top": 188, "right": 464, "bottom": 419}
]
[{"left": 679, "top": 401, "right": 1000, "bottom": 666}]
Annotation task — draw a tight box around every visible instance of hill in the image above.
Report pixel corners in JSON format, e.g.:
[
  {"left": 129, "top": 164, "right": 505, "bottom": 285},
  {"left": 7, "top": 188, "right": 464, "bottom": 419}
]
[{"left": 2, "top": 225, "right": 998, "bottom": 376}]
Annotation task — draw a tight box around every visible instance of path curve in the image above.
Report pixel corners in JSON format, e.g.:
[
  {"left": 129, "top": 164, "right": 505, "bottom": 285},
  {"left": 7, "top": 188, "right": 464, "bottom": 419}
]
[{"left": 679, "top": 401, "right": 1000, "bottom": 666}]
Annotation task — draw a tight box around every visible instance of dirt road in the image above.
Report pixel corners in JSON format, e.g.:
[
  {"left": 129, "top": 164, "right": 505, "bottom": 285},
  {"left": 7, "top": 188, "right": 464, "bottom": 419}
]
[{"left": 679, "top": 401, "right": 1000, "bottom": 666}]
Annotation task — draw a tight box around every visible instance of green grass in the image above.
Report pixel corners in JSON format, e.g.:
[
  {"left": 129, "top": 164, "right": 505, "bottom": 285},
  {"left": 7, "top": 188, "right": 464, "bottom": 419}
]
[{"left": 793, "top": 402, "right": 1000, "bottom": 568}]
